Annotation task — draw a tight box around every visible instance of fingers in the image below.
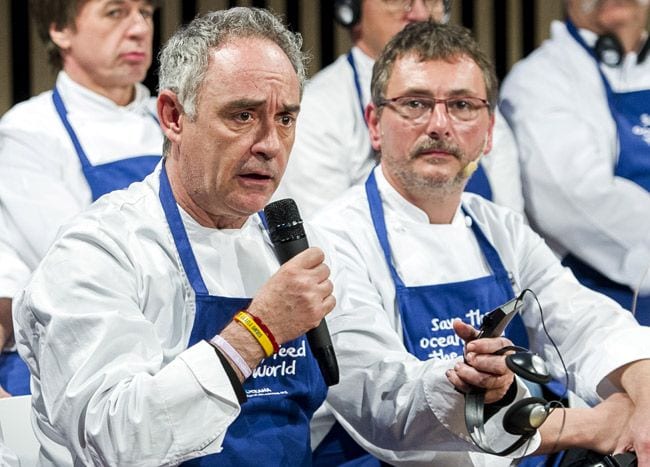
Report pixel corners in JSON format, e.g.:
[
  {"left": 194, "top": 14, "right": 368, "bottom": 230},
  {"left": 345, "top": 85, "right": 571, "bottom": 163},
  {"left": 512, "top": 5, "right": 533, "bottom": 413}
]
[
  {"left": 453, "top": 319, "right": 479, "bottom": 343},
  {"left": 466, "top": 335, "right": 515, "bottom": 355},
  {"left": 288, "top": 246, "right": 326, "bottom": 269},
  {"left": 447, "top": 362, "right": 514, "bottom": 404}
]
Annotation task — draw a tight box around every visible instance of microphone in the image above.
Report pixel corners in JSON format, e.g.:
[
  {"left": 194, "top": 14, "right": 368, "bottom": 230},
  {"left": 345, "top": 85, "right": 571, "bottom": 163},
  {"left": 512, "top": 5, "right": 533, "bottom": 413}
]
[
  {"left": 263, "top": 198, "right": 340, "bottom": 386},
  {"left": 462, "top": 155, "right": 482, "bottom": 179}
]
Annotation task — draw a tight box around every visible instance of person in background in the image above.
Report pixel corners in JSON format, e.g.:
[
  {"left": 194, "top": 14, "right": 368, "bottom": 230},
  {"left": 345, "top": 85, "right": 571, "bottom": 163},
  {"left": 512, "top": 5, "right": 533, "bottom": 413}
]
[
  {"left": 313, "top": 20, "right": 650, "bottom": 466},
  {"left": 500, "top": 0, "right": 650, "bottom": 326},
  {"left": 0, "top": 0, "right": 163, "bottom": 397},
  {"left": 13, "top": 8, "right": 522, "bottom": 465},
  {"left": 275, "top": 0, "right": 525, "bottom": 219}
]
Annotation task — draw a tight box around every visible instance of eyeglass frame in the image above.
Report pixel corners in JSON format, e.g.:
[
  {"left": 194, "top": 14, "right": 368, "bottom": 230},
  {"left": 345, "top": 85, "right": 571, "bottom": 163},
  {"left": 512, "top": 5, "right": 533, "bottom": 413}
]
[
  {"left": 380, "top": 0, "right": 447, "bottom": 14},
  {"left": 376, "top": 95, "right": 492, "bottom": 124}
]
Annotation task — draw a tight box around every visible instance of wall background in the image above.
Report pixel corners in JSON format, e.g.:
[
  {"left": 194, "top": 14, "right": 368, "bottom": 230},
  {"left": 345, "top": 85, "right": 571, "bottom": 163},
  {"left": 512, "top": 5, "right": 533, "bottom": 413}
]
[{"left": 0, "top": 0, "right": 567, "bottom": 114}]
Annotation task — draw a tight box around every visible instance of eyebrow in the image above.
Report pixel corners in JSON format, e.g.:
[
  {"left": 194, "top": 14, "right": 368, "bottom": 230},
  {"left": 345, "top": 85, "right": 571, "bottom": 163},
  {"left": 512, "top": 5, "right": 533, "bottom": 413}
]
[
  {"left": 397, "top": 88, "right": 484, "bottom": 98},
  {"left": 102, "top": 0, "right": 154, "bottom": 7},
  {"left": 223, "top": 99, "right": 300, "bottom": 113}
]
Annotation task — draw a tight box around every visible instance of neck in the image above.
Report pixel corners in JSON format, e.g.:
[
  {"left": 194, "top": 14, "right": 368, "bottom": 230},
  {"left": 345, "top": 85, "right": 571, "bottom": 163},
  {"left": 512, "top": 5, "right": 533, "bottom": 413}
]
[
  {"left": 165, "top": 157, "right": 248, "bottom": 230},
  {"left": 381, "top": 167, "right": 461, "bottom": 224},
  {"left": 63, "top": 70, "right": 136, "bottom": 107},
  {"left": 570, "top": 5, "right": 648, "bottom": 54},
  {"left": 415, "top": 193, "right": 461, "bottom": 224},
  {"left": 354, "top": 39, "right": 380, "bottom": 60}
]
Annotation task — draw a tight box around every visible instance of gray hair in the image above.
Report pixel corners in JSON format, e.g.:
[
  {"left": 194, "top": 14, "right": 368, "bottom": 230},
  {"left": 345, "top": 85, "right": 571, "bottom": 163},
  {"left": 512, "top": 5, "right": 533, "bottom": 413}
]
[
  {"left": 158, "top": 7, "right": 307, "bottom": 121},
  {"left": 371, "top": 21, "right": 498, "bottom": 112}
]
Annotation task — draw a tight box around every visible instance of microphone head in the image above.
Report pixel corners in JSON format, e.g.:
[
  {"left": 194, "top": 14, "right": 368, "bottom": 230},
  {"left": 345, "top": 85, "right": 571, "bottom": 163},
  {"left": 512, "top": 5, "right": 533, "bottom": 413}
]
[{"left": 264, "top": 198, "right": 305, "bottom": 244}]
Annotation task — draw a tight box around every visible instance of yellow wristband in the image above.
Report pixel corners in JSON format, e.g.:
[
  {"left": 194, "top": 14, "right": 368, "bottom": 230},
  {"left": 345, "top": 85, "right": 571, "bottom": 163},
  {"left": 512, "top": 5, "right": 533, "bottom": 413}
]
[{"left": 234, "top": 311, "right": 275, "bottom": 358}]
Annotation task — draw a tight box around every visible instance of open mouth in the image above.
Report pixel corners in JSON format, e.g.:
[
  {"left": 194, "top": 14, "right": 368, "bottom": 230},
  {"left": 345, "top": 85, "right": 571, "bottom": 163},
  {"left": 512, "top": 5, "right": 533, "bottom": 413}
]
[{"left": 240, "top": 173, "right": 272, "bottom": 180}]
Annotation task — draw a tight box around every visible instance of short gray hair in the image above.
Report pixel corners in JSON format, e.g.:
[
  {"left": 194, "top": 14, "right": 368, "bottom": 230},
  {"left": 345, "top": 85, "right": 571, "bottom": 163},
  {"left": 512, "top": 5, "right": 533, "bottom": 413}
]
[{"left": 158, "top": 7, "right": 307, "bottom": 121}]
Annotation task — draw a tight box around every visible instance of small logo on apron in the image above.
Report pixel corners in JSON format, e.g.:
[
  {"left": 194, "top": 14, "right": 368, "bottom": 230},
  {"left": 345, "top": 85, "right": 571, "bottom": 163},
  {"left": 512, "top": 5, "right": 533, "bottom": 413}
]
[{"left": 632, "top": 113, "right": 650, "bottom": 145}]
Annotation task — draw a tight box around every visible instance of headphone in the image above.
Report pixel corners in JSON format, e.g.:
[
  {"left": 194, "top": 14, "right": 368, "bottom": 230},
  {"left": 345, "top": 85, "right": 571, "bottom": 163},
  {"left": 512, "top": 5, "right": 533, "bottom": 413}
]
[
  {"left": 333, "top": 0, "right": 452, "bottom": 28},
  {"left": 464, "top": 345, "right": 554, "bottom": 456},
  {"left": 334, "top": 0, "right": 362, "bottom": 28},
  {"left": 595, "top": 32, "right": 650, "bottom": 67}
]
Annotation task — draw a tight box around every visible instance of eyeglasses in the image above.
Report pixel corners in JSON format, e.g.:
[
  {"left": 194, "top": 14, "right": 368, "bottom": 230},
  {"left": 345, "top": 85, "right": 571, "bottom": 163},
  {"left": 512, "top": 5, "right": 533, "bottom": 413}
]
[
  {"left": 381, "top": 0, "right": 446, "bottom": 15},
  {"left": 377, "top": 96, "right": 491, "bottom": 123}
]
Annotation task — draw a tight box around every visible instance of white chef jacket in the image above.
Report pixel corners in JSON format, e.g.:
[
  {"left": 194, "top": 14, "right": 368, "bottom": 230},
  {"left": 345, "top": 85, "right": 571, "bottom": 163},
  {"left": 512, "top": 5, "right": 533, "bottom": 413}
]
[
  {"left": 0, "top": 71, "right": 163, "bottom": 299},
  {"left": 311, "top": 165, "right": 650, "bottom": 466},
  {"left": 275, "top": 46, "right": 525, "bottom": 219},
  {"left": 12, "top": 163, "right": 348, "bottom": 466},
  {"left": 14, "top": 160, "right": 538, "bottom": 466},
  {"left": 500, "top": 21, "right": 650, "bottom": 294}
]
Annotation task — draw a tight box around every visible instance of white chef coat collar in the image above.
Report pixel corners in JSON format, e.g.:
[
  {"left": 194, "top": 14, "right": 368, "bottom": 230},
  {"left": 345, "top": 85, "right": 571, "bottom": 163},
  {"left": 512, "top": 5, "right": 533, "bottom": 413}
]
[
  {"left": 555, "top": 19, "right": 645, "bottom": 68},
  {"left": 56, "top": 71, "right": 153, "bottom": 114},
  {"left": 373, "top": 165, "right": 466, "bottom": 228},
  {"left": 350, "top": 46, "right": 375, "bottom": 75},
  {"left": 553, "top": 20, "right": 599, "bottom": 48}
]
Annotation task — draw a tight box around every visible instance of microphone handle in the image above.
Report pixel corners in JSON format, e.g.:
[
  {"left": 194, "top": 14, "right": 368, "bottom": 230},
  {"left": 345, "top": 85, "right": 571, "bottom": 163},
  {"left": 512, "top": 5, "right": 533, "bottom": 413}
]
[{"left": 273, "top": 236, "right": 339, "bottom": 386}]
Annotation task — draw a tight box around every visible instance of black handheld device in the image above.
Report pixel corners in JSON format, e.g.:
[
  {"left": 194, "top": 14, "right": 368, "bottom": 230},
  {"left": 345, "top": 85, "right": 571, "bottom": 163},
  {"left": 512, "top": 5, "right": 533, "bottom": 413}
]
[
  {"left": 598, "top": 452, "right": 638, "bottom": 467},
  {"left": 476, "top": 297, "right": 524, "bottom": 339}
]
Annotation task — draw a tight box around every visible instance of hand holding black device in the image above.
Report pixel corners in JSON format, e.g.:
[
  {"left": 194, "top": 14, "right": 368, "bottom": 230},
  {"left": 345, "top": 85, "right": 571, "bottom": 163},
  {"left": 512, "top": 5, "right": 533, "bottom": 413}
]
[{"left": 465, "top": 295, "right": 552, "bottom": 456}]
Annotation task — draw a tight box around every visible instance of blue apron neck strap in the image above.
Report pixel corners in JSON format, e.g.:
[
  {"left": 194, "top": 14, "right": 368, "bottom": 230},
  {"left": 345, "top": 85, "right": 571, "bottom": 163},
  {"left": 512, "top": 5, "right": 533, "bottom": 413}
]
[
  {"left": 347, "top": 51, "right": 368, "bottom": 128},
  {"left": 565, "top": 20, "right": 616, "bottom": 99},
  {"left": 366, "top": 170, "right": 514, "bottom": 294},
  {"left": 52, "top": 86, "right": 91, "bottom": 167},
  {"left": 365, "top": 171, "right": 405, "bottom": 288},
  {"left": 159, "top": 162, "right": 209, "bottom": 294}
]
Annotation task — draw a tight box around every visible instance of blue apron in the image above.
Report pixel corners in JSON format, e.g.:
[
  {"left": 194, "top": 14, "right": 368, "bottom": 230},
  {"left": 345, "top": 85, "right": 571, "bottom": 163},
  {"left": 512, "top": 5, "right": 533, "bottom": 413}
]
[
  {"left": 313, "top": 171, "right": 525, "bottom": 466},
  {"left": 52, "top": 86, "right": 161, "bottom": 201},
  {"left": 347, "top": 51, "right": 493, "bottom": 201},
  {"left": 563, "top": 21, "right": 650, "bottom": 326},
  {"left": 158, "top": 164, "right": 327, "bottom": 466},
  {"left": 0, "top": 88, "right": 163, "bottom": 396}
]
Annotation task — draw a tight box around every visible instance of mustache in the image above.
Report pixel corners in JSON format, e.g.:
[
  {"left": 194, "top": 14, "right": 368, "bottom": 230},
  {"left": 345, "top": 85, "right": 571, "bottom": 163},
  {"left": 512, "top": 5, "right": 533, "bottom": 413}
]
[{"left": 410, "top": 139, "right": 462, "bottom": 159}]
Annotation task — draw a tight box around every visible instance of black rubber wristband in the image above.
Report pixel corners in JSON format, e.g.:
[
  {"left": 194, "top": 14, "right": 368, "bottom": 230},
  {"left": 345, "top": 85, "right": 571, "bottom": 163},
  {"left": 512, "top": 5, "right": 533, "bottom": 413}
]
[{"left": 208, "top": 340, "right": 247, "bottom": 404}]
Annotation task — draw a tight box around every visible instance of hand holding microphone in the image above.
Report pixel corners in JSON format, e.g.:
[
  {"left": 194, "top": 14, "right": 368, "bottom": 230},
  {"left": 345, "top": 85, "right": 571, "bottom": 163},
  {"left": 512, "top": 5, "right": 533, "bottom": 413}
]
[{"left": 246, "top": 199, "right": 339, "bottom": 386}]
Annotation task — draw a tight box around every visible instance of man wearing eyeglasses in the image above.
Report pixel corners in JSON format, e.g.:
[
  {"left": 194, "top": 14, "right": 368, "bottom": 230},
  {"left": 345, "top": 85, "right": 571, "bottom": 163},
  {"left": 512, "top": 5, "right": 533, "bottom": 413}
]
[
  {"left": 274, "top": 0, "right": 525, "bottom": 221},
  {"left": 312, "top": 20, "right": 650, "bottom": 466}
]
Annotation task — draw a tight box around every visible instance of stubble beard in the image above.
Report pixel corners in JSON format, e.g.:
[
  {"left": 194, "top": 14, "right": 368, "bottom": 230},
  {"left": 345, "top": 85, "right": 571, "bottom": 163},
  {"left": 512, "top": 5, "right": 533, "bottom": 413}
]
[{"left": 390, "top": 139, "right": 470, "bottom": 200}]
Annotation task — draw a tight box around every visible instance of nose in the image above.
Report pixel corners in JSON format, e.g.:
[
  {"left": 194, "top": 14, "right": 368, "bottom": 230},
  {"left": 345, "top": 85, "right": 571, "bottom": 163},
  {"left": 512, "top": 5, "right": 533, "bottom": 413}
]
[
  {"left": 424, "top": 100, "right": 452, "bottom": 138},
  {"left": 252, "top": 119, "right": 282, "bottom": 161},
  {"left": 126, "top": 9, "right": 152, "bottom": 37},
  {"left": 406, "top": 0, "right": 435, "bottom": 21}
]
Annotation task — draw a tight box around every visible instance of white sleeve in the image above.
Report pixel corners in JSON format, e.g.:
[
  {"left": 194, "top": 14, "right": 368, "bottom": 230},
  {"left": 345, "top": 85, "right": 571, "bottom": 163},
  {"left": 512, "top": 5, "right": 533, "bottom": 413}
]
[
  {"left": 491, "top": 207, "right": 650, "bottom": 404},
  {"left": 0, "top": 235, "right": 30, "bottom": 299},
  {"left": 0, "top": 118, "right": 90, "bottom": 295},
  {"left": 500, "top": 52, "right": 650, "bottom": 293},
  {"left": 13, "top": 222, "right": 240, "bottom": 465},
  {"left": 482, "top": 107, "right": 526, "bottom": 216},
  {"left": 322, "top": 223, "right": 539, "bottom": 464}
]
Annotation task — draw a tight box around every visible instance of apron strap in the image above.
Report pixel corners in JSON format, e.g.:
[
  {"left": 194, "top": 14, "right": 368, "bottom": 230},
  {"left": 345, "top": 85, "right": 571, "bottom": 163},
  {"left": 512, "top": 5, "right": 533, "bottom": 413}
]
[
  {"left": 158, "top": 162, "right": 209, "bottom": 294},
  {"left": 347, "top": 51, "right": 368, "bottom": 128},
  {"left": 365, "top": 171, "right": 405, "bottom": 288},
  {"left": 52, "top": 86, "right": 92, "bottom": 168}
]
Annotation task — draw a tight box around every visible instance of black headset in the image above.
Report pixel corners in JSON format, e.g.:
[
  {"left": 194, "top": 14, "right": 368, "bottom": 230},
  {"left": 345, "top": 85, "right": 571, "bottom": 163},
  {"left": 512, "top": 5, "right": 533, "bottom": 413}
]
[
  {"left": 334, "top": 0, "right": 362, "bottom": 28},
  {"left": 333, "top": 0, "right": 452, "bottom": 28},
  {"left": 594, "top": 32, "right": 650, "bottom": 67},
  {"left": 464, "top": 345, "right": 554, "bottom": 456}
]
